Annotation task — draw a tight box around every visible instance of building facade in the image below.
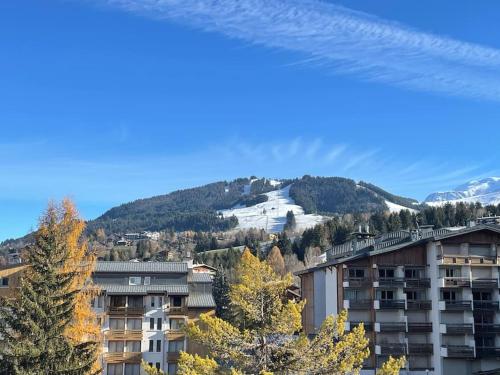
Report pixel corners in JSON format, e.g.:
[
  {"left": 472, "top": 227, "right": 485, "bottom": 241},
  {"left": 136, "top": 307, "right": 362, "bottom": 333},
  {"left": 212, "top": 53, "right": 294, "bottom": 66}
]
[
  {"left": 297, "top": 224, "right": 500, "bottom": 375},
  {"left": 91, "top": 260, "right": 215, "bottom": 375}
]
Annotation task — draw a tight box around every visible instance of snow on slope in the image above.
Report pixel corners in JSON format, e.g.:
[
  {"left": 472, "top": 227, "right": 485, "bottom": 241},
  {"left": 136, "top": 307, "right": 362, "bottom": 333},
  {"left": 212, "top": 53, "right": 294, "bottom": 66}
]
[
  {"left": 384, "top": 200, "right": 418, "bottom": 213},
  {"left": 425, "top": 177, "right": 500, "bottom": 206},
  {"left": 220, "top": 185, "right": 326, "bottom": 233}
]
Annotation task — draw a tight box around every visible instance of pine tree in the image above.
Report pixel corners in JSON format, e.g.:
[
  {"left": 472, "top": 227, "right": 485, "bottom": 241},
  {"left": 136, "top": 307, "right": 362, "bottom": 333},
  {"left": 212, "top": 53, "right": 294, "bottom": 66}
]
[
  {"left": 213, "top": 267, "right": 232, "bottom": 321},
  {"left": 0, "top": 200, "right": 99, "bottom": 375}
]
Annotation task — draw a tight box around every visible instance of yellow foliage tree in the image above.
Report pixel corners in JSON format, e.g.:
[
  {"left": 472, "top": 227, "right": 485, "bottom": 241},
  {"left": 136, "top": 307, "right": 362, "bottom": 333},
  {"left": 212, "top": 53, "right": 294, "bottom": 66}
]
[
  {"left": 377, "top": 356, "right": 406, "bottom": 375},
  {"left": 266, "top": 246, "right": 286, "bottom": 276},
  {"left": 182, "top": 249, "right": 370, "bottom": 374}
]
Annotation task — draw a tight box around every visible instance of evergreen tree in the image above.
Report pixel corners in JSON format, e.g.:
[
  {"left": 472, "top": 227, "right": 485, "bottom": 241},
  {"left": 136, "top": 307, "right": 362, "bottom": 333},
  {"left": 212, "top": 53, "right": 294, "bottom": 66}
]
[
  {"left": 213, "top": 267, "right": 232, "bottom": 321},
  {"left": 0, "top": 200, "right": 99, "bottom": 375},
  {"left": 283, "top": 210, "right": 297, "bottom": 232}
]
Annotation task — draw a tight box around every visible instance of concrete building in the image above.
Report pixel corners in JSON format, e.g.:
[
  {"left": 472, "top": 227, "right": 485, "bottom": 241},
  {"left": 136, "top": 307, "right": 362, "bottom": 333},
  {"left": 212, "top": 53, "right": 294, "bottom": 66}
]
[
  {"left": 297, "top": 224, "right": 500, "bottom": 375},
  {"left": 90, "top": 260, "right": 215, "bottom": 375}
]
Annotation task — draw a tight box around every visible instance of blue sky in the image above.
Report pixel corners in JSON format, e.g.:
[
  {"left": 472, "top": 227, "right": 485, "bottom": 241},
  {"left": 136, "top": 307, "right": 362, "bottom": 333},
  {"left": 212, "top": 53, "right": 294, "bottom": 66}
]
[{"left": 1, "top": 0, "right": 500, "bottom": 241}]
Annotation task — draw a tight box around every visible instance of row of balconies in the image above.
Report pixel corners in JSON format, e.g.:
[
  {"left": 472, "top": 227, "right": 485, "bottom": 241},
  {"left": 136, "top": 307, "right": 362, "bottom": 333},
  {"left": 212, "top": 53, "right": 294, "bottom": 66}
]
[
  {"left": 107, "top": 305, "right": 188, "bottom": 316},
  {"left": 102, "top": 351, "right": 184, "bottom": 363},
  {"left": 375, "top": 343, "right": 433, "bottom": 356},
  {"left": 440, "top": 277, "right": 499, "bottom": 288},
  {"left": 344, "top": 299, "right": 430, "bottom": 310},
  {"left": 349, "top": 321, "right": 433, "bottom": 333},
  {"left": 437, "top": 254, "right": 499, "bottom": 266},
  {"left": 343, "top": 277, "right": 431, "bottom": 288}
]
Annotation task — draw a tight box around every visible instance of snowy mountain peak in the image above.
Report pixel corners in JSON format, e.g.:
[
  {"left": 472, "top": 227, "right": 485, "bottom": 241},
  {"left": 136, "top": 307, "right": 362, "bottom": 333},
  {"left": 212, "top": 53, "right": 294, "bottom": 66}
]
[{"left": 424, "top": 177, "right": 500, "bottom": 206}]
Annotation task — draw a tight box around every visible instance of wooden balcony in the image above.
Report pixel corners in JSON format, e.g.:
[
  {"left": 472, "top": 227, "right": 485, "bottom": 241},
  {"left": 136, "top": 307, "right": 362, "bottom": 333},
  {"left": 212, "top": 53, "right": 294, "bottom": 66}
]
[
  {"left": 408, "top": 343, "right": 433, "bottom": 355},
  {"left": 443, "top": 323, "right": 474, "bottom": 335},
  {"left": 407, "top": 300, "right": 432, "bottom": 310},
  {"left": 104, "top": 329, "right": 142, "bottom": 340},
  {"left": 346, "top": 299, "right": 372, "bottom": 310},
  {"left": 376, "top": 277, "right": 405, "bottom": 287},
  {"left": 103, "top": 352, "right": 142, "bottom": 364},
  {"left": 165, "top": 306, "right": 188, "bottom": 315},
  {"left": 441, "top": 345, "right": 474, "bottom": 358},
  {"left": 407, "top": 322, "right": 432, "bottom": 333},
  {"left": 107, "top": 306, "right": 145, "bottom": 316},
  {"left": 166, "top": 330, "right": 186, "bottom": 340},
  {"left": 343, "top": 277, "right": 372, "bottom": 287},
  {"left": 167, "top": 352, "right": 181, "bottom": 361}
]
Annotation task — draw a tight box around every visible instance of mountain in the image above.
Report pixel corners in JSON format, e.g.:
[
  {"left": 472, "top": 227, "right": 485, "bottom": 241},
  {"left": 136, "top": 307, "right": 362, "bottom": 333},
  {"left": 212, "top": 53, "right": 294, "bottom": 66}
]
[
  {"left": 424, "top": 177, "right": 500, "bottom": 206},
  {"left": 87, "top": 176, "right": 417, "bottom": 234}
]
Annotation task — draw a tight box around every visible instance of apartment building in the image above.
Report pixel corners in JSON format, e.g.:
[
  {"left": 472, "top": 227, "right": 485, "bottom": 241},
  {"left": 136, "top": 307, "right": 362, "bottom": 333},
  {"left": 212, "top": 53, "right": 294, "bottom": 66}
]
[
  {"left": 297, "top": 224, "right": 500, "bottom": 375},
  {"left": 91, "top": 260, "right": 215, "bottom": 375}
]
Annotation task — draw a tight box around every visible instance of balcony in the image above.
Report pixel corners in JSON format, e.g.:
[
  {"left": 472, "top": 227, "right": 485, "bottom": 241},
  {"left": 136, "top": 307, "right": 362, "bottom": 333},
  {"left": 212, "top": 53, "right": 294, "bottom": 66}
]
[
  {"left": 469, "top": 256, "right": 497, "bottom": 266},
  {"left": 441, "top": 300, "right": 472, "bottom": 311},
  {"left": 441, "top": 277, "right": 471, "bottom": 288},
  {"left": 375, "top": 277, "right": 405, "bottom": 288},
  {"left": 376, "top": 344, "right": 407, "bottom": 355},
  {"left": 475, "top": 323, "right": 500, "bottom": 333},
  {"left": 167, "top": 352, "right": 181, "bottom": 361},
  {"left": 377, "top": 299, "right": 405, "bottom": 310},
  {"left": 377, "top": 322, "right": 407, "bottom": 333},
  {"left": 407, "top": 322, "right": 432, "bottom": 333},
  {"left": 407, "top": 300, "right": 432, "bottom": 310},
  {"left": 166, "top": 306, "right": 188, "bottom": 315},
  {"left": 473, "top": 301, "right": 499, "bottom": 310},
  {"left": 104, "top": 329, "right": 143, "bottom": 340},
  {"left": 441, "top": 323, "right": 474, "bottom": 335},
  {"left": 438, "top": 254, "right": 497, "bottom": 266},
  {"left": 405, "top": 278, "right": 431, "bottom": 288},
  {"left": 471, "top": 278, "right": 498, "bottom": 288},
  {"left": 103, "top": 352, "right": 142, "bottom": 363},
  {"left": 476, "top": 347, "right": 500, "bottom": 358},
  {"left": 350, "top": 321, "right": 373, "bottom": 332},
  {"left": 437, "top": 255, "right": 469, "bottom": 265},
  {"left": 107, "top": 306, "right": 145, "bottom": 316},
  {"left": 441, "top": 345, "right": 475, "bottom": 358},
  {"left": 345, "top": 299, "right": 372, "bottom": 310},
  {"left": 408, "top": 343, "right": 433, "bottom": 355},
  {"left": 343, "top": 277, "right": 372, "bottom": 288}
]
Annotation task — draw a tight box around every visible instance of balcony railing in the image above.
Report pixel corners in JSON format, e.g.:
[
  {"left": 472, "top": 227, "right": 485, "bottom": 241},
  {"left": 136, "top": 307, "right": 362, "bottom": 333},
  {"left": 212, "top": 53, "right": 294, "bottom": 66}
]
[
  {"left": 476, "top": 347, "right": 500, "bottom": 358},
  {"left": 407, "top": 322, "right": 432, "bottom": 333},
  {"left": 376, "top": 277, "right": 405, "bottom": 287},
  {"left": 471, "top": 279, "right": 498, "bottom": 288},
  {"left": 442, "top": 345, "right": 475, "bottom": 358},
  {"left": 104, "top": 329, "right": 143, "bottom": 340},
  {"left": 405, "top": 278, "right": 430, "bottom": 288},
  {"left": 379, "top": 299, "right": 405, "bottom": 310},
  {"left": 103, "top": 352, "right": 142, "bottom": 363},
  {"left": 350, "top": 321, "right": 373, "bottom": 332},
  {"left": 469, "top": 256, "right": 497, "bottom": 265},
  {"left": 167, "top": 352, "right": 181, "bottom": 361},
  {"left": 378, "top": 344, "right": 407, "bottom": 355},
  {"left": 408, "top": 343, "right": 433, "bottom": 355},
  {"left": 443, "top": 300, "right": 472, "bottom": 311},
  {"left": 438, "top": 254, "right": 497, "bottom": 265},
  {"left": 407, "top": 300, "right": 432, "bottom": 310},
  {"left": 442, "top": 277, "right": 471, "bottom": 287},
  {"left": 348, "top": 299, "right": 372, "bottom": 310},
  {"left": 343, "top": 277, "right": 372, "bottom": 287},
  {"left": 475, "top": 323, "right": 500, "bottom": 333},
  {"left": 166, "top": 306, "right": 188, "bottom": 315},
  {"left": 444, "top": 323, "right": 474, "bottom": 335},
  {"left": 378, "top": 322, "right": 407, "bottom": 332},
  {"left": 473, "top": 301, "right": 499, "bottom": 310},
  {"left": 107, "top": 306, "right": 145, "bottom": 315}
]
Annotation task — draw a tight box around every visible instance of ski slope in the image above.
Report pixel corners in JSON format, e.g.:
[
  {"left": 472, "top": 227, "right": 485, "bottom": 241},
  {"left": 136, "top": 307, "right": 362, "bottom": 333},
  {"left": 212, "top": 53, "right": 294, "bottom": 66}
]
[
  {"left": 221, "top": 185, "right": 326, "bottom": 233},
  {"left": 384, "top": 200, "right": 418, "bottom": 213}
]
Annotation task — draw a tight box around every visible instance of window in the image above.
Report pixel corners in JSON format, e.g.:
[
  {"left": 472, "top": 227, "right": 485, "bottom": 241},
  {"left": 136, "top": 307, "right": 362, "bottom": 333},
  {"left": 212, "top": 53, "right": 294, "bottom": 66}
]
[
  {"left": 379, "top": 290, "right": 394, "bottom": 300},
  {"left": 405, "top": 268, "right": 421, "bottom": 279},
  {"left": 445, "top": 268, "right": 459, "bottom": 278},
  {"left": 442, "top": 290, "right": 457, "bottom": 301},
  {"left": 157, "top": 318, "right": 162, "bottom": 330},
  {"left": 378, "top": 268, "right": 395, "bottom": 278},
  {"left": 156, "top": 340, "right": 162, "bottom": 352},
  {"left": 109, "top": 318, "right": 125, "bottom": 330},
  {"left": 473, "top": 291, "right": 492, "bottom": 301},
  {"left": 149, "top": 340, "right": 154, "bottom": 352},
  {"left": 168, "top": 363, "right": 178, "bottom": 375},
  {"left": 107, "top": 364, "right": 123, "bottom": 375},
  {"left": 476, "top": 335, "right": 495, "bottom": 347},
  {"left": 126, "top": 318, "right": 141, "bottom": 330},
  {"left": 405, "top": 291, "right": 417, "bottom": 301},
  {"left": 97, "top": 296, "right": 103, "bottom": 308},
  {"left": 144, "top": 276, "right": 151, "bottom": 285},
  {"left": 108, "top": 341, "right": 124, "bottom": 353},
  {"left": 155, "top": 363, "right": 161, "bottom": 370},
  {"left": 110, "top": 296, "right": 126, "bottom": 307},
  {"left": 344, "top": 289, "right": 361, "bottom": 300},
  {"left": 129, "top": 276, "right": 141, "bottom": 285},
  {"left": 158, "top": 296, "right": 163, "bottom": 306},
  {"left": 0, "top": 277, "right": 9, "bottom": 287},
  {"left": 348, "top": 268, "right": 365, "bottom": 278},
  {"left": 172, "top": 296, "right": 182, "bottom": 307},
  {"left": 151, "top": 296, "right": 156, "bottom": 307},
  {"left": 126, "top": 341, "right": 141, "bottom": 353},
  {"left": 150, "top": 318, "right": 155, "bottom": 330},
  {"left": 170, "top": 318, "right": 185, "bottom": 330},
  {"left": 128, "top": 296, "right": 143, "bottom": 308},
  {"left": 168, "top": 340, "right": 184, "bottom": 353},
  {"left": 124, "top": 363, "right": 141, "bottom": 375}
]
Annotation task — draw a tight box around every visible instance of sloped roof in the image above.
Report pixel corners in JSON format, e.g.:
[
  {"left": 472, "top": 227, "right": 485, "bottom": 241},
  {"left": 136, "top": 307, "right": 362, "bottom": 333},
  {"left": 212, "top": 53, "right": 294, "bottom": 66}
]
[
  {"left": 188, "top": 272, "right": 213, "bottom": 283},
  {"left": 98, "top": 284, "right": 189, "bottom": 295},
  {"left": 186, "top": 292, "right": 216, "bottom": 308},
  {"left": 95, "top": 261, "right": 187, "bottom": 274}
]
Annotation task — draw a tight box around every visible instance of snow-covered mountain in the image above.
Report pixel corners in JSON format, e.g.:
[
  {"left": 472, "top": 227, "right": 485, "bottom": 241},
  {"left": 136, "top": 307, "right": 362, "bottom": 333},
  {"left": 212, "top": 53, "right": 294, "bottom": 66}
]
[{"left": 424, "top": 177, "right": 500, "bottom": 206}]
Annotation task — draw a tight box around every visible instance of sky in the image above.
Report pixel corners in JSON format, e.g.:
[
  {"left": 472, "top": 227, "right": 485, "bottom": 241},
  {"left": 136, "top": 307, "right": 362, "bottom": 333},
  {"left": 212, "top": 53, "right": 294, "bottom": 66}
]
[{"left": 1, "top": 0, "right": 500, "bottom": 241}]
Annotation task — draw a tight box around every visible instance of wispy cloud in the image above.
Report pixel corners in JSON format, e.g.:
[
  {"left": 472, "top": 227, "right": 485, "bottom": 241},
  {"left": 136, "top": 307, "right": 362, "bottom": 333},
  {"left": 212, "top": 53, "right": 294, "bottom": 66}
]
[{"left": 100, "top": 0, "right": 500, "bottom": 100}]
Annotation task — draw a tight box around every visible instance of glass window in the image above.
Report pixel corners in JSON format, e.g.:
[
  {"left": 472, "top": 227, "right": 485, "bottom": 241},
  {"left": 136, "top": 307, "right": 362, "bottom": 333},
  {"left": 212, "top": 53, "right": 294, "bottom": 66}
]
[
  {"left": 129, "top": 276, "right": 141, "bottom": 285},
  {"left": 107, "top": 364, "right": 123, "bottom": 375},
  {"left": 150, "top": 318, "right": 155, "bottom": 330},
  {"left": 172, "top": 296, "right": 182, "bottom": 307},
  {"left": 380, "top": 290, "right": 394, "bottom": 300},
  {"left": 124, "top": 363, "right": 140, "bottom": 375},
  {"left": 405, "top": 269, "right": 420, "bottom": 278},
  {"left": 151, "top": 296, "right": 156, "bottom": 307},
  {"left": 110, "top": 296, "right": 126, "bottom": 307},
  {"left": 149, "top": 340, "right": 154, "bottom": 352},
  {"left": 1, "top": 278, "right": 8, "bottom": 287},
  {"left": 168, "top": 340, "right": 184, "bottom": 353},
  {"left": 170, "top": 318, "right": 185, "bottom": 330},
  {"left": 168, "top": 363, "right": 178, "bottom": 375},
  {"left": 156, "top": 340, "right": 162, "bottom": 352},
  {"left": 379, "top": 268, "right": 395, "bottom": 278},
  {"left": 155, "top": 363, "right": 161, "bottom": 370},
  {"left": 126, "top": 318, "right": 141, "bottom": 330},
  {"left": 109, "top": 318, "right": 125, "bottom": 330},
  {"left": 128, "top": 296, "right": 143, "bottom": 308},
  {"left": 126, "top": 341, "right": 141, "bottom": 353},
  {"left": 348, "top": 268, "right": 365, "bottom": 278},
  {"left": 442, "top": 290, "right": 457, "bottom": 301},
  {"left": 108, "top": 341, "right": 124, "bottom": 353},
  {"left": 157, "top": 318, "right": 162, "bottom": 330}
]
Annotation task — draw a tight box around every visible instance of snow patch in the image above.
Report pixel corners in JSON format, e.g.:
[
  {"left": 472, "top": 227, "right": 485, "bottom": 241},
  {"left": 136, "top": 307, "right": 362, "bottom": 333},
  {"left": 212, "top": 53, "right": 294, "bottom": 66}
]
[
  {"left": 385, "top": 200, "right": 418, "bottom": 214},
  {"left": 221, "top": 185, "right": 326, "bottom": 233}
]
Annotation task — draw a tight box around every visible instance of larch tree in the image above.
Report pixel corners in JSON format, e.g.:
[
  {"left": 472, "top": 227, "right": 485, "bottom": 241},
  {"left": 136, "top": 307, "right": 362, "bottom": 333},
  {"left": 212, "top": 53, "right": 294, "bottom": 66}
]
[
  {"left": 180, "top": 249, "right": 371, "bottom": 374},
  {"left": 377, "top": 356, "right": 406, "bottom": 375},
  {"left": 266, "top": 245, "right": 286, "bottom": 276},
  {"left": 0, "top": 199, "right": 99, "bottom": 375}
]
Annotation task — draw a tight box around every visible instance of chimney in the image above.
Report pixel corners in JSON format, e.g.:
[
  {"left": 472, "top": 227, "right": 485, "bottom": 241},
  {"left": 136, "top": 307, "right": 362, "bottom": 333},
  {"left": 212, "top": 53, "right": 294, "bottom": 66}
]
[{"left": 365, "top": 224, "right": 370, "bottom": 234}]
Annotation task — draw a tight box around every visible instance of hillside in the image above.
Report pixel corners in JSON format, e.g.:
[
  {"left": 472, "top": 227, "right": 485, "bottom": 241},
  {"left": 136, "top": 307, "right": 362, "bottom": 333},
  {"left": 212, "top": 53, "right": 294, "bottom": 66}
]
[
  {"left": 425, "top": 177, "right": 500, "bottom": 206},
  {"left": 87, "top": 175, "right": 418, "bottom": 235}
]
